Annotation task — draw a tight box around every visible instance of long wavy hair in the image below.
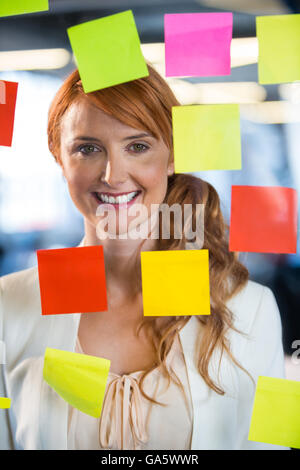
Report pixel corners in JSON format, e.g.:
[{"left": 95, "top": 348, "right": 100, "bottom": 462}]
[{"left": 48, "top": 65, "right": 251, "bottom": 408}]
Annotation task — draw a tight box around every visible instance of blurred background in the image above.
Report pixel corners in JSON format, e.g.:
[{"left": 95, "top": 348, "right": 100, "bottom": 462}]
[{"left": 0, "top": 0, "right": 299, "bottom": 380}]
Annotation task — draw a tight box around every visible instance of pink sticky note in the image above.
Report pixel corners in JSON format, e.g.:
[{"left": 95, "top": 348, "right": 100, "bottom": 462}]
[{"left": 164, "top": 12, "right": 233, "bottom": 77}]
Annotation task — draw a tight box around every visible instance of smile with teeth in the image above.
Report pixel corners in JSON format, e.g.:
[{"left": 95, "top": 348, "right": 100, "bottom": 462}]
[{"left": 94, "top": 191, "right": 140, "bottom": 204}]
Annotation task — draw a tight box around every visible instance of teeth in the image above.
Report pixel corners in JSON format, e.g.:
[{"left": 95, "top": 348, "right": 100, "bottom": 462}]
[{"left": 97, "top": 191, "right": 139, "bottom": 204}]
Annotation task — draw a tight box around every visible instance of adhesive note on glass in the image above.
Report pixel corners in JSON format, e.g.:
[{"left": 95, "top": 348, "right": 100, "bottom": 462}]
[
  {"left": 0, "top": 81, "right": 18, "bottom": 147},
  {"left": 37, "top": 245, "right": 108, "bottom": 315},
  {"left": 229, "top": 186, "right": 298, "bottom": 254},
  {"left": 0, "top": 398, "right": 11, "bottom": 409},
  {"left": 43, "top": 348, "right": 110, "bottom": 418},
  {"left": 67, "top": 10, "right": 148, "bottom": 93},
  {"left": 257, "top": 14, "right": 300, "bottom": 84},
  {"left": 141, "top": 250, "right": 210, "bottom": 316},
  {"left": 164, "top": 12, "right": 232, "bottom": 77},
  {"left": 172, "top": 104, "right": 241, "bottom": 173},
  {"left": 248, "top": 376, "right": 300, "bottom": 449},
  {"left": 0, "top": 0, "right": 48, "bottom": 17}
]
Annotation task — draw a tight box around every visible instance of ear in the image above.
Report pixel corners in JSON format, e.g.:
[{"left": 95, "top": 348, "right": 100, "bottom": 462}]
[{"left": 167, "top": 160, "right": 174, "bottom": 176}]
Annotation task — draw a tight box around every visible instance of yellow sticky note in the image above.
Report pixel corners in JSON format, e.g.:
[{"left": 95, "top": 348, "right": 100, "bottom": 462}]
[
  {"left": 67, "top": 10, "right": 148, "bottom": 93},
  {"left": 141, "top": 250, "right": 210, "bottom": 316},
  {"left": 43, "top": 348, "right": 110, "bottom": 418},
  {"left": 0, "top": 397, "right": 11, "bottom": 409},
  {"left": 172, "top": 104, "right": 241, "bottom": 173},
  {"left": 248, "top": 376, "right": 300, "bottom": 449},
  {"left": 0, "top": 0, "right": 48, "bottom": 17},
  {"left": 257, "top": 14, "right": 300, "bottom": 84}
]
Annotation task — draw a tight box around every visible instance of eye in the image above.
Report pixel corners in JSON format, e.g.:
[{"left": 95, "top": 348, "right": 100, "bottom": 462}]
[
  {"left": 78, "top": 144, "right": 100, "bottom": 155},
  {"left": 128, "top": 143, "right": 149, "bottom": 153}
]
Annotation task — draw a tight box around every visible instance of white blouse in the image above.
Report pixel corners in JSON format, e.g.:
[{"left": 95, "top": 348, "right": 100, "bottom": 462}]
[{"left": 67, "top": 333, "right": 193, "bottom": 450}]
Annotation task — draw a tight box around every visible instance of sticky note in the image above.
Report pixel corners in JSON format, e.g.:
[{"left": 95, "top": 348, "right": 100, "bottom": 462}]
[
  {"left": 0, "top": 81, "right": 18, "bottom": 147},
  {"left": 67, "top": 10, "right": 149, "bottom": 93},
  {"left": 257, "top": 14, "right": 300, "bottom": 84},
  {"left": 43, "top": 348, "right": 110, "bottom": 418},
  {"left": 0, "top": 397, "right": 11, "bottom": 409},
  {"left": 0, "top": 0, "right": 48, "bottom": 17},
  {"left": 172, "top": 104, "right": 241, "bottom": 172},
  {"left": 141, "top": 250, "right": 210, "bottom": 316},
  {"left": 164, "top": 12, "right": 232, "bottom": 77},
  {"left": 248, "top": 376, "right": 300, "bottom": 449},
  {"left": 37, "top": 245, "right": 108, "bottom": 315},
  {"left": 229, "top": 186, "right": 298, "bottom": 254}
]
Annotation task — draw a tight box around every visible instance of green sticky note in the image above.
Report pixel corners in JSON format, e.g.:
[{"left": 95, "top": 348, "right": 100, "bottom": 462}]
[
  {"left": 67, "top": 10, "right": 149, "bottom": 93},
  {"left": 0, "top": 397, "right": 11, "bottom": 409},
  {"left": 0, "top": 0, "right": 48, "bottom": 17},
  {"left": 248, "top": 376, "right": 300, "bottom": 449},
  {"left": 257, "top": 14, "right": 300, "bottom": 84},
  {"left": 43, "top": 347, "right": 110, "bottom": 418},
  {"left": 172, "top": 104, "right": 241, "bottom": 173}
]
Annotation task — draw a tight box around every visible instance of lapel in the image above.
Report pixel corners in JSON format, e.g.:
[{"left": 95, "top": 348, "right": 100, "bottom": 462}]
[
  {"left": 178, "top": 317, "right": 210, "bottom": 449},
  {"left": 178, "top": 312, "right": 240, "bottom": 450},
  {"left": 177, "top": 283, "right": 259, "bottom": 450}
]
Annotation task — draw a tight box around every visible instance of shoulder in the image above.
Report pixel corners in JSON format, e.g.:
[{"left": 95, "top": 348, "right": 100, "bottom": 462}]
[
  {"left": 226, "top": 279, "right": 280, "bottom": 337},
  {"left": 0, "top": 266, "right": 40, "bottom": 307},
  {"left": 0, "top": 266, "right": 40, "bottom": 317},
  {"left": 1, "top": 265, "right": 39, "bottom": 289},
  {"left": 226, "top": 279, "right": 285, "bottom": 380}
]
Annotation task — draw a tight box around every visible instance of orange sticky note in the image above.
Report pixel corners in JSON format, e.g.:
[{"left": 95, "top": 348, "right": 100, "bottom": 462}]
[
  {"left": 37, "top": 246, "right": 108, "bottom": 315},
  {"left": 0, "top": 80, "right": 18, "bottom": 147},
  {"left": 229, "top": 186, "right": 298, "bottom": 253}
]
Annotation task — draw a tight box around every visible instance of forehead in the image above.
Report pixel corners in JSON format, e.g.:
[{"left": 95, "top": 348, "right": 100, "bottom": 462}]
[{"left": 60, "top": 96, "right": 150, "bottom": 140}]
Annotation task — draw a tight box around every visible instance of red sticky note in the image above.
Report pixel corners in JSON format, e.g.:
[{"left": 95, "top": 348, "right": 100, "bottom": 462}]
[
  {"left": 164, "top": 12, "right": 233, "bottom": 77},
  {"left": 37, "top": 246, "right": 108, "bottom": 315},
  {"left": 0, "top": 80, "right": 18, "bottom": 147},
  {"left": 229, "top": 186, "right": 298, "bottom": 254}
]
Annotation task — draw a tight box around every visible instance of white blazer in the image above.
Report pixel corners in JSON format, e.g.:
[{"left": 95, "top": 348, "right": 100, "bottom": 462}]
[{"left": 0, "top": 240, "right": 288, "bottom": 450}]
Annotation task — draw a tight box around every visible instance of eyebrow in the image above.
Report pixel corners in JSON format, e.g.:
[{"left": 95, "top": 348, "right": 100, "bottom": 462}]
[
  {"left": 121, "top": 133, "right": 153, "bottom": 141},
  {"left": 72, "top": 133, "right": 153, "bottom": 143}
]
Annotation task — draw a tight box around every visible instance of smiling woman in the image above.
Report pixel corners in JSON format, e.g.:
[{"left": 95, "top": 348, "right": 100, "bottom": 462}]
[
  {"left": 55, "top": 95, "right": 172, "bottom": 237},
  {"left": 0, "top": 65, "right": 287, "bottom": 451}
]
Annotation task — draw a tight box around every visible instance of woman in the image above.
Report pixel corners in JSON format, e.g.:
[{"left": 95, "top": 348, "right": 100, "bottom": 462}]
[{"left": 0, "top": 65, "right": 287, "bottom": 450}]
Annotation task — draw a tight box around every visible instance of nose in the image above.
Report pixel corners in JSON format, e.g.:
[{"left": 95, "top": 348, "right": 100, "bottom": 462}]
[{"left": 100, "top": 154, "right": 127, "bottom": 187}]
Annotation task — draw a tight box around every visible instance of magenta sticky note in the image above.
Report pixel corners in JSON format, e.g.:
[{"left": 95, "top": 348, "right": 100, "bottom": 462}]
[{"left": 164, "top": 12, "right": 233, "bottom": 77}]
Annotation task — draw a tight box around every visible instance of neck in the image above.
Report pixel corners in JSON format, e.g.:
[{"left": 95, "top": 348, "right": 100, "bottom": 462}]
[{"left": 83, "top": 214, "right": 158, "bottom": 299}]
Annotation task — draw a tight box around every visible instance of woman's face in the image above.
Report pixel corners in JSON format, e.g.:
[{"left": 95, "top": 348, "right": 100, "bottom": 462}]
[{"left": 58, "top": 96, "right": 174, "bottom": 237}]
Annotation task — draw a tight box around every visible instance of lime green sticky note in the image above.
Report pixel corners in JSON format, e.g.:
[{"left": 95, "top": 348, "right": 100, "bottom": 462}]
[
  {"left": 67, "top": 10, "right": 149, "bottom": 93},
  {"left": 141, "top": 250, "right": 211, "bottom": 316},
  {"left": 248, "top": 376, "right": 300, "bottom": 449},
  {"left": 0, "top": 397, "right": 11, "bottom": 409},
  {"left": 0, "top": 0, "right": 48, "bottom": 17},
  {"left": 257, "top": 14, "right": 300, "bottom": 84},
  {"left": 43, "top": 347, "right": 110, "bottom": 418},
  {"left": 172, "top": 104, "right": 241, "bottom": 173}
]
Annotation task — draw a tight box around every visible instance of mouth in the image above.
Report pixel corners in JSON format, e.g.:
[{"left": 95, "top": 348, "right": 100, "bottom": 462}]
[{"left": 92, "top": 190, "right": 142, "bottom": 208}]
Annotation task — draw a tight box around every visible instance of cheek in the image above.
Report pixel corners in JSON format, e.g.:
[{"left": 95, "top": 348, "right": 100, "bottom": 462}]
[
  {"left": 137, "top": 159, "right": 169, "bottom": 192},
  {"left": 64, "top": 162, "right": 94, "bottom": 192}
]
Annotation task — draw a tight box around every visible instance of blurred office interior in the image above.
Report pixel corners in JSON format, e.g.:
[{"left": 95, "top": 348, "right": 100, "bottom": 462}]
[{"left": 0, "top": 0, "right": 299, "bottom": 380}]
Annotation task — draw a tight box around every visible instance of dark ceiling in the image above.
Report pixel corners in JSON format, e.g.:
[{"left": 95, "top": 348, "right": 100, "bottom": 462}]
[
  {"left": 0, "top": 0, "right": 292, "bottom": 53},
  {"left": 0, "top": 0, "right": 296, "bottom": 101}
]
